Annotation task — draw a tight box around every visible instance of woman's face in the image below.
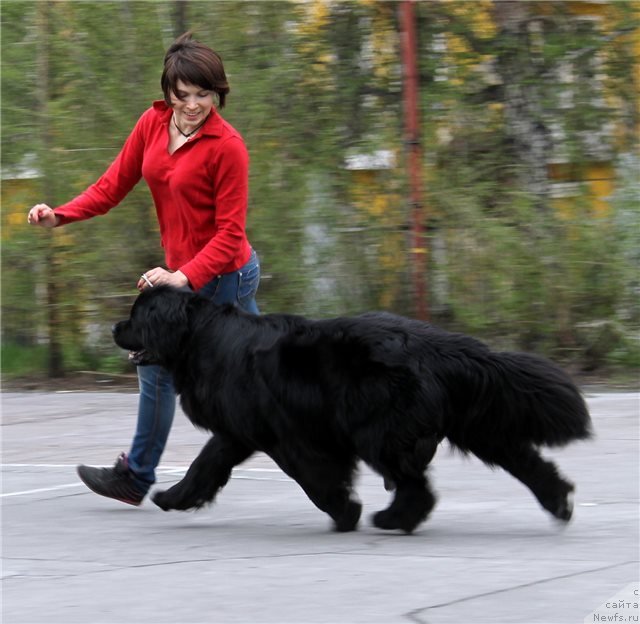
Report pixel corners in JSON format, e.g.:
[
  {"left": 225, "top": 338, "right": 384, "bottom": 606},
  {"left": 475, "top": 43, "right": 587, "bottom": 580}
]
[{"left": 170, "top": 79, "right": 215, "bottom": 130}]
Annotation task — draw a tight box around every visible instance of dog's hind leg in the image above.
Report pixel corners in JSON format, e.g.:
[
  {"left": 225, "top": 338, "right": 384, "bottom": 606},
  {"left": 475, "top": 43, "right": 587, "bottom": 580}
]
[
  {"left": 475, "top": 444, "right": 575, "bottom": 522},
  {"left": 152, "top": 434, "right": 253, "bottom": 511},
  {"left": 364, "top": 433, "right": 439, "bottom": 533},
  {"left": 371, "top": 474, "right": 437, "bottom": 534}
]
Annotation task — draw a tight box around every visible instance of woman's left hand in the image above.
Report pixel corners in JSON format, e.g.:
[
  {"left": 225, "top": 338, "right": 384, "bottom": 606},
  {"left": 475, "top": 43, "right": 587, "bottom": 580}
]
[{"left": 137, "top": 268, "right": 189, "bottom": 291}]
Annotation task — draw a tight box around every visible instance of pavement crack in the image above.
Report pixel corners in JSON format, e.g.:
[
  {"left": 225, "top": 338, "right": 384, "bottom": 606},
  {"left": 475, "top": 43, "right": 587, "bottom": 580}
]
[{"left": 403, "top": 560, "right": 638, "bottom": 624}]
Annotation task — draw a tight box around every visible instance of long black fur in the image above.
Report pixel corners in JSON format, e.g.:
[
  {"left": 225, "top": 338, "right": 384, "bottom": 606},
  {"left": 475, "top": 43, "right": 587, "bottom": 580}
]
[{"left": 113, "top": 286, "right": 592, "bottom": 533}]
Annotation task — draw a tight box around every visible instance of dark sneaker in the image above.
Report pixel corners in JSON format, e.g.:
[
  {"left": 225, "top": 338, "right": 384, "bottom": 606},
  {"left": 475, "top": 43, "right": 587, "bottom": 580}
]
[{"left": 76, "top": 453, "right": 146, "bottom": 506}]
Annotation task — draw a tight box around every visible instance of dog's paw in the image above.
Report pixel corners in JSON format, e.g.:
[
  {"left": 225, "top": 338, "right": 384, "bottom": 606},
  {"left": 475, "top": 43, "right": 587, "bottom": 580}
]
[
  {"left": 152, "top": 487, "right": 208, "bottom": 511},
  {"left": 372, "top": 509, "right": 396, "bottom": 531},
  {"left": 333, "top": 500, "right": 362, "bottom": 532},
  {"left": 372, "top": 509, "right": 415, "bottom": 534},
  {"left": 550, "top": 489, "right": 574, "bottom": 523},
  {"left": 151, "top": 490, "right": 173, "bottom": 511},
  {"left": 372, "top": 509, "right": 395, "bottom": 531},
  {"left": 541, "top": 482, "right": 575, "bottom": 523}
]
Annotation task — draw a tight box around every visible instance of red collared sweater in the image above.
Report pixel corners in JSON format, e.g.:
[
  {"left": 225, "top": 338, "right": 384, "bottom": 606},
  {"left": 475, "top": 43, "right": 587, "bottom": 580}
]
[{"left": 54, "top": 101, "right": 252, "bottom": 291}]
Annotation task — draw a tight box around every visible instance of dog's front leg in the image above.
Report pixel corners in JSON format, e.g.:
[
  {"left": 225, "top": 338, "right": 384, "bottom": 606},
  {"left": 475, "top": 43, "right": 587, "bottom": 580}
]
[{"left": 152, "top": 434, "right": 253, "bottom": 511}]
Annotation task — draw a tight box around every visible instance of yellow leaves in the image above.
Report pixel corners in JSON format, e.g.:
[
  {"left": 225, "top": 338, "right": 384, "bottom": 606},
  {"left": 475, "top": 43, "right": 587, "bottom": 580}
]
[
  {"left": 347, "top": 166, "right": 407, "bottom": 308},
  {"left": 549, "top": 161, "right": 615, "bottom": 223},
  {"left": 439, "top": 1, "right": 497, "bottom": 87},
  {"left": 317, "top": 52, "right": 334, "bottom": 66},
  {"left": 370, "top": 193, "right": 390, "bottom": 218},
  {"left": 310, "top": 0, "right": 331, "bottom": 25},
  {"left": 369, "top": 28, "right": 397, "bottom": 80},
  {"left": 293, "top": 0, "right": 336, "bottom": 90},
  {"left": 6, "top": 211, "right": 27, "bottom": 230},
  {"left": 447, "top": 0, "right": 496, "bottom": 39},
  {"left": 293, "top": 0, "right": 332, "bottom": 38},
  {"left": 447, "top": 33, "right": 471, "bottom": 58},
  {"left": 350, "top": 173, "right": 401, "bottom": 220},
  {"left": 295, "top": 0, "right": 399, "bottom": 87},
  {"left": 1, "top": 179, "right": 39, "bottom": 241},
  {"left": 565, "top": 1, "right": 610, "bottom": 19},
  {"left": 52, "top": 227, "right": 76, "bottom": 248},
  {"left": 368, "top": 3, "right": 398, "bottom": 81}
]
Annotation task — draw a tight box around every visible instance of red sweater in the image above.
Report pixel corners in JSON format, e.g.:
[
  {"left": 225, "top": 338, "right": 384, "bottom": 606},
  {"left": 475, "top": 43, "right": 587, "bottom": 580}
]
[{"left": 54, "top": 101, "right": 252, "bottom": 291}]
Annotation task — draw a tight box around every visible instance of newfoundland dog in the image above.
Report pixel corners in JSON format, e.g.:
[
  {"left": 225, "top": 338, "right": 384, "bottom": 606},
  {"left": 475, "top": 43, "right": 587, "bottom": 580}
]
[{"left": 112, "top": 286, "right": 592, "bottom": 533}]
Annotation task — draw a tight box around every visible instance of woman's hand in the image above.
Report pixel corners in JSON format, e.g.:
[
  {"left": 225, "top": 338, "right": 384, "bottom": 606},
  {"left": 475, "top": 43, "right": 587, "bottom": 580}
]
[
  {"left": 137, "top": 268, "right": 189, "bottom": 291},
  {"left": 27, "top": 204, "right": 59, "bottom": 228}
]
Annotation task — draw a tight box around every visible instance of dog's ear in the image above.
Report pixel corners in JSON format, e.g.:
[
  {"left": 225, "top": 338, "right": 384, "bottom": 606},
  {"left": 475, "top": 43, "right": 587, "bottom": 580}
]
[{"left": 136, "top": 287, "right": 192, "bottom": 359}]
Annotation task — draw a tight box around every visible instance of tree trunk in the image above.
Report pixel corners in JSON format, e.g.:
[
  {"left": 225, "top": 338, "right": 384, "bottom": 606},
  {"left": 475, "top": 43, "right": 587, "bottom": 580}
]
[
  {"left": 36, "top": 1, "right": 64, "bottom": 377},
  {"left": 173, "top": 1, "right": 188, "bottom": 38},
  {"left": 493, "top": 1, "right": 552, "bottom": 210}
]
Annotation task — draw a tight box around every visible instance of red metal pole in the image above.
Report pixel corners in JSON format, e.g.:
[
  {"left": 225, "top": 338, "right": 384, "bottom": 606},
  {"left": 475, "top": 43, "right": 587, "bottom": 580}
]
[{"left": 400, "top": 0, "right": 428, "bottom": 320}]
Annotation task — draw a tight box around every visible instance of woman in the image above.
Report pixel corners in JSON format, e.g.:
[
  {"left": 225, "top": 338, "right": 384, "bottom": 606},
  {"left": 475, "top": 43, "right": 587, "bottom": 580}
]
[{"left": 27, "top": 32, "right": 260, "bottom": 505}]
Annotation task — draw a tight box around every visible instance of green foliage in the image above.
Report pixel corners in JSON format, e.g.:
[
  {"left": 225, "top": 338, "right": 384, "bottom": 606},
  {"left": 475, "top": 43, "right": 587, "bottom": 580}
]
[
  {"left": 1, "top": 344, "right": 48, "bottom": 378},
  {"left": 1, "top": 0, "right": 638, "bottom": 379}
]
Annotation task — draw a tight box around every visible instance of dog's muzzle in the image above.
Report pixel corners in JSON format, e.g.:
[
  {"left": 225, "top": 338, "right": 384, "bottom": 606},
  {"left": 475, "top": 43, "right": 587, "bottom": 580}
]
[
  {"left": 127, "top": 349, "right": 158, "bottom": 367},
  {"left": 111, "top": 323, "right": 158, "bottom": 366}
]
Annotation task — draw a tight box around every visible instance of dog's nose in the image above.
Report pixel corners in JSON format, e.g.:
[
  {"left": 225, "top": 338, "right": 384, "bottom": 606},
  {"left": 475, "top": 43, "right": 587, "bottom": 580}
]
[{"left": 111, "top": 323, "right": 119, "bottom": 336}]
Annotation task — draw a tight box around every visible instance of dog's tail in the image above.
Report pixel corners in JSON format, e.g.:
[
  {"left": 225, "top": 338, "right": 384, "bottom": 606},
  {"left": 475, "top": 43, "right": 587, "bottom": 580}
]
[{"left": 445, "top": 351, "right": 593, "bottom": 452}]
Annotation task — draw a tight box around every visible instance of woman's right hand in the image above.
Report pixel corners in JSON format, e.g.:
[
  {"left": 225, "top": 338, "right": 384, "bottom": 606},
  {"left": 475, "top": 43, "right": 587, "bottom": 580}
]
[{"left": 27, "top": 204, "right": 59, "bottom": 228}]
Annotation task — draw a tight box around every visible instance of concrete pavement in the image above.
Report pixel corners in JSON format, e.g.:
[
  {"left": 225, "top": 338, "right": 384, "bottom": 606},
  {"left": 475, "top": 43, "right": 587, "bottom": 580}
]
[{"left": 1, "top": 390, "right": 638, "bottom": 624}]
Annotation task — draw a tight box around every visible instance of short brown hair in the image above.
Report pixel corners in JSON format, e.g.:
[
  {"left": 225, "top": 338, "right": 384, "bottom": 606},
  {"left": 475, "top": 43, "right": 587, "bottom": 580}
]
[{"left": 161, "top": 32, "right": 230, "bottom": 108}]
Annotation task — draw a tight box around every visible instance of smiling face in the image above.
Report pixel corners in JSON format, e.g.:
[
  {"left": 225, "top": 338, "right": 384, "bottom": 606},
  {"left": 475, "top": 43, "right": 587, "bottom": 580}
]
[
  {"left": 170, "top": 79, "right": 216, "bottom": 132},
  {"left": 161, "top": 33, "right": 230, "bottom": 112}
]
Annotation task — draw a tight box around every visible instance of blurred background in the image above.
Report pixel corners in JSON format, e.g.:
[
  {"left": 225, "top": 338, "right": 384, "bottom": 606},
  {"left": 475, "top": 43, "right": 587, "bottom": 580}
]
[{"left": 1, "top": 0, "right": 638, "bottom": 382}]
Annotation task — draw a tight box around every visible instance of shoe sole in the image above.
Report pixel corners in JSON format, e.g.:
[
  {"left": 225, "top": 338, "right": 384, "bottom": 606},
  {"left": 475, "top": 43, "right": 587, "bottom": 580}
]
[{"left": 76, "top": 466, "right": 144, "bottom": 506}]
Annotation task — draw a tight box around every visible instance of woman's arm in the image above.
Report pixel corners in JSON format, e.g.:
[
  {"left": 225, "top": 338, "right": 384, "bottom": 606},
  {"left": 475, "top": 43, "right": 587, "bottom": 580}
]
[{"left": 35, "top": 110, "right": 150, "bottom": 227}]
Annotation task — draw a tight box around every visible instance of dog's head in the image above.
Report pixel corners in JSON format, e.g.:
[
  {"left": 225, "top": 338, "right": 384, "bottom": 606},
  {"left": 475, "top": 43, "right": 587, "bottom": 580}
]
[{"left": 113, "top": 286, "right": 196, "bottom": 367}]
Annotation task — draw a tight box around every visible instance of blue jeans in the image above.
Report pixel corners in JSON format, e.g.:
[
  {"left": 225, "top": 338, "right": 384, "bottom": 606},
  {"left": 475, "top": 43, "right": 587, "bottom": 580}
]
[{"left": 126, "top": 249, "right": 260, "bottom": 491}]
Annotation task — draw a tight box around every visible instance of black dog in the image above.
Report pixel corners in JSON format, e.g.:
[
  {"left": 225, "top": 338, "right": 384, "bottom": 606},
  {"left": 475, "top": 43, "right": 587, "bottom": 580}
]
[{"left": 113, "top": 286, "right": 592, "bottom": 533}]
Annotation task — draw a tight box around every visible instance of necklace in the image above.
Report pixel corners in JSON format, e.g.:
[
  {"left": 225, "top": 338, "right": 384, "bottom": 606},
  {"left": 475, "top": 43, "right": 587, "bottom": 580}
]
[{"left": 173, "top": 114, "right": 207, "bottom": 139}]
